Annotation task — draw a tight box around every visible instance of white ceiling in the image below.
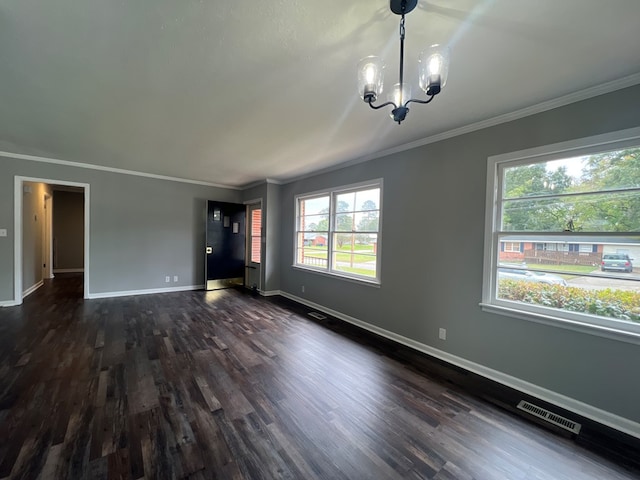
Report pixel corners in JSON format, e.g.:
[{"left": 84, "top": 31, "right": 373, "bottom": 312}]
[{"left": 1, "top": 0, "right": 640, "bottom": 187}]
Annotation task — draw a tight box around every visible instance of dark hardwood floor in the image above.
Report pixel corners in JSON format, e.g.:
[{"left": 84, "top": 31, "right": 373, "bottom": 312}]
[{"left": 0, "top": 274, "right": 638, "bottom": 479}]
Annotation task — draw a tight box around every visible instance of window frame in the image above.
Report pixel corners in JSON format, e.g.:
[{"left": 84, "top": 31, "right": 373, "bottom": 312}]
[
  {"left": 481, "top": 126, "right": 640, "bottom": 344},
  {"left": 294, "top": 179, "right": 383, "bottom": 285}
]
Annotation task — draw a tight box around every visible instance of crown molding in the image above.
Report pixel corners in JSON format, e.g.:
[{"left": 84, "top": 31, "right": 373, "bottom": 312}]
[
  {"left": 3, "top": 73, "right": 640, "bottom": 190},
  {"left": 0, "top": 151, "right": 242, "bottom": 190},
  {"left": 279, "top": 72, "right": 640, "bottom": 185}
]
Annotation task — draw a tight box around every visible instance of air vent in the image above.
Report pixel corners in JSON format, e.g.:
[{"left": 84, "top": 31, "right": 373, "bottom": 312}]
[
  {"left": 308, "top": 311, "right": 327, "bottom": 320},
  {"left": 517, "top": 400, "right": 581, "bottom": 435}
]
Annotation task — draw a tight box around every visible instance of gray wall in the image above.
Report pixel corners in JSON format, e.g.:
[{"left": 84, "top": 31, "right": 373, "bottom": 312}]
[
  {"left": 264, "top": 182, "right": 281, "bottom": 293},
  {"left": 278, "top": 84, "right": 640, "bottom": 424},
  {"left": 241, "top": 181, "right": 282, "bottom": 293},
  {"left": 53, "top": 190, "right": 84, "bottom": 271},
  {"left": 0, "top": 159, "right": 240, "bottom": 300}
]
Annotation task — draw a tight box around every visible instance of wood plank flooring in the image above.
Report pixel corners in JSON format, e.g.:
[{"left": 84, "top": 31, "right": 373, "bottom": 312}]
[{"left": 0, "top": 274, "right": 638, "bottom": 479}]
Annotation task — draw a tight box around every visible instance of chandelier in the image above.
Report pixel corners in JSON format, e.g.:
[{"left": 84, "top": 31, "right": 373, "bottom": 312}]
[{"left": 357, "top": 0, "right": 450, "bottom": 124}]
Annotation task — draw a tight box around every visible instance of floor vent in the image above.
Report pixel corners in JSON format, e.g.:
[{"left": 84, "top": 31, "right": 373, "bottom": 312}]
[
  {"left": 308, "top": 311, "right": 327, "bottom": 320},
  {"left": 517, "top": 400, "right": 581, "bottom": 435}
]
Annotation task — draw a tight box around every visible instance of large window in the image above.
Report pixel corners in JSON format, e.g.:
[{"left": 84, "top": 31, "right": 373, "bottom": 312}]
[
  {"left": 295, "top": 180, "right": 382, "bottom": 283},
  {"left": 482, "top": 128, "right": 640, "bottom": 341}
]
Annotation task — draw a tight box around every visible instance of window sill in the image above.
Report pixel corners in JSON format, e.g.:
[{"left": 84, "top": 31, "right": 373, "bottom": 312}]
[
  {"left": 292, "top": 265, "right": 381, "bottom": 288},
  {"left": 479, "top": 302, "right": 640, "bottom": 345}
]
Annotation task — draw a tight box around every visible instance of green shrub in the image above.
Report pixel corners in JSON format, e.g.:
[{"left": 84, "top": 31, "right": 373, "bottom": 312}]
[{"left": 498, "top": 280, "right": 640, "bottom": 323}]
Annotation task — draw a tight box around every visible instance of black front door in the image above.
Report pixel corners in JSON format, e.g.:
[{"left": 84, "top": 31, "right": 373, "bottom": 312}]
[{"left": 206, "top": 201, "right": 246, "bottom": 290}]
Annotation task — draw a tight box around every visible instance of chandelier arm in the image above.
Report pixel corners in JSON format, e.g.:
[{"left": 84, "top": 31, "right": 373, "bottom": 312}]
[
  {"left": 404, "top": 94, "right": 436, "bottom": 107},
  {"left": 367, "top": 99, "right": 398, "bottom": 111}
]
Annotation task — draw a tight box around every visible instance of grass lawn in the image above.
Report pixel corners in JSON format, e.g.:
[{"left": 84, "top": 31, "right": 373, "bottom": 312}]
[
  {"left": 527, "top": 263, "right": 598, "bottom": 279},
  {"left": 527, "top": 264, "right": 597, "bottom": 274},
  {"left": 302, "top": 245, "right": 376, "bottom": 264},
  {"left": 335, "top": 252, "right": 375, "bottom": 263}
]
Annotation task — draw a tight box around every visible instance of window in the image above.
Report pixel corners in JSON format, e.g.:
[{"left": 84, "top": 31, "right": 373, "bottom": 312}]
[
  {"left": 250, "top": 208, "right": 262, "bottom": 264},
  {"left": 482, "top": 128, "right": 640, "bottom": 340},
  {"left": 295, "top": 180, "right": 382, "bottom": 283},
  {"left": 503, "top": 242, "right": 521, "bottom": 252}
]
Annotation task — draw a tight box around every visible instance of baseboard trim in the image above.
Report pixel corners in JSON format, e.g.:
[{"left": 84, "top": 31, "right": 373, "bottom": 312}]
[
  {"left": 22, "top": 280, "right": 44, "bottom": 299},
  {"left": 0, "top": 300, "right": 20, "bottom": 307},
  {"left": 87, "top": 284, "right": 204, "bottom": 299},
  {"left": 53, "top": 268, "right": 84, "bottom": 273},
  {"left": 260, "top": 289, "right": 282, "bottom": 297},
  {"left": 279, "top": 291, "right": 640, "bottom": 441}
]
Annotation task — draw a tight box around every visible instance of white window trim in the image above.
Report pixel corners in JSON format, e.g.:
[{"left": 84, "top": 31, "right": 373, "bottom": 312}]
[
  {"left": 293, "top": 179, "right": 383, "bottom": 286},
  {"left": 481, "top": 126, "right": 640, "bottom": 345}
]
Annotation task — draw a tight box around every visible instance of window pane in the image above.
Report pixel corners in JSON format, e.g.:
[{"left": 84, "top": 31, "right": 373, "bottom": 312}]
[
  {"left": 335, "top": 192, "right": 355, "bottom": 212},
  {"left": 503, "top": 161, "right": 576, "bottom": 199},
  {"left": 354, "top": 211, "right": 379, "bottom": 232},
  {"left": 502, "top": 190, "right": 640, "bottom": 232},
  {"left": 332, "top": 233, "right": 377, "bottom": 278},
  {"left": 250, "top": 209, "right": 262, "bottom": 264},
  {"left": 300, "top": 196, "right": 330, "bottom": 215},
  {"left": 503, "top": 148, "right": 640, "bottom": 201},
  {"left": 296, "top": 232, "right": 328, "bottom": 268},
  {"left": 299, "top": 214, "right": 329, "bottom": 232},
  {"left": 296, "top": 249, "right": 328, "bottom": 268},
  {"left": 335, "top": 213, "right": 355, "bottom": 232},
  {"left": 497, "top": 235, "right": 640, "bottom": 323},
  {"left": 355, "top": 188, "right": 380, "bottom": 212}
]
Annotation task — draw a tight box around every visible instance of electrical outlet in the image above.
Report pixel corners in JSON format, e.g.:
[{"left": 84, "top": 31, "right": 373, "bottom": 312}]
[
  {"left": 165, "top": 276, "right": 170, "bottom": 283},
  {"left": 301, "top": 285, "right": 305, "bottom": 293},
  {"left": 439, "top": 328, "right": 447, "bottom": 340},
  {"left": 173, "top": 275, "right": 178, "bottom": 282}
]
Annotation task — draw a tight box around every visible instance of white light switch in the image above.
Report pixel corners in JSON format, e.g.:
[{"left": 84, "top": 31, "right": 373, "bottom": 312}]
[{"left": 0, "top": 229, "right": 7, "bottom": 237}]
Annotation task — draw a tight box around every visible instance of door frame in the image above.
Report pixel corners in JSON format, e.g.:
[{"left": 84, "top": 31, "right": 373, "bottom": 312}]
[
  {"left": 244, "top": 198, "right": 263, "bottom": 292},
  {"left": 14, "top": 176, "right": 90, "bottom": 305},
  {"left": 205, "top": 200, "right": 247, "bottom": 290},
  {"left": 43, "top": 193, "right": 53, "bottom": 280}
]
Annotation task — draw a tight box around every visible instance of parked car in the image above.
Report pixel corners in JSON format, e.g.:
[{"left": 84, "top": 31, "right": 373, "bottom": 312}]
[
  {"left": 601, "top": 254, "right": 633, "bottom": 273},
  {"left": 498, "top": 268, "right": 567, "bottom": 286}
]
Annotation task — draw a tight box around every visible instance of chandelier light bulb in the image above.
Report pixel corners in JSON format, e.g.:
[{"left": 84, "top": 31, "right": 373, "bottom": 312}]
[
  {"left": 389, "top": 83, "right": 411, "bottom": 111},
  {"left": 419, "top": 44, "right": 450, "bottom": 96},
  {"left": 358, "top": 56, "right": 385, "bottom": 103},
  {"left": 365, "top": 65, "right": 376, "bottom": 84}
]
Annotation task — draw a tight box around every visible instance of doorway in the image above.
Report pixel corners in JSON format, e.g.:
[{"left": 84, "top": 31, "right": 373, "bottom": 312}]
[
  {"left": 205, "top": 201, "right": 246, "bottom": 290},
  {"left": 43, "top": 193, "right": 53, "bottom": 280},
  {"left": 14, "top": 176, "right": 90, "bottom": 305}
]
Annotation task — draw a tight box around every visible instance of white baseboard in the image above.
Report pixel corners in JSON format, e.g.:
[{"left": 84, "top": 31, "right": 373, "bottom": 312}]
[
  {"left": 0, "top": 299, "right": 20, "bottom": 307},
  {"left": 87, "top": 284, "right": 204, "bottom": 299},
  {"left": 260, "top": 289, "right": 282, "bottom": 297},
  {"left": 279, "top": 291, "right": 640, "bottom": 440},
  {"left": 22, "top": 280, "right": 44, "bottom": 299},
  {"left": 53, "top": 268, "right": 84, "bottom": 273}
]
